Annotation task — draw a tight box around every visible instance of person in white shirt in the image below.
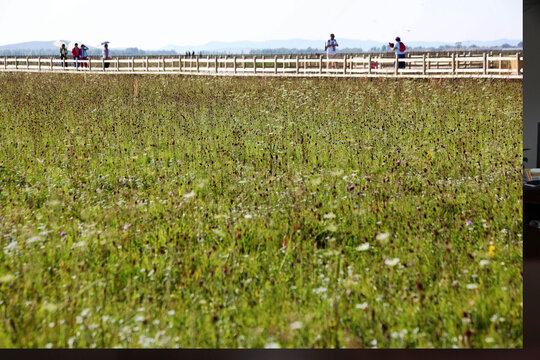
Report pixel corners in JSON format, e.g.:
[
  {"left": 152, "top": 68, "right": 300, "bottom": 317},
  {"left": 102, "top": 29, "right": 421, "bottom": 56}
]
[{"left": 325, "top": 33, "right": 339, "bottom": 69}]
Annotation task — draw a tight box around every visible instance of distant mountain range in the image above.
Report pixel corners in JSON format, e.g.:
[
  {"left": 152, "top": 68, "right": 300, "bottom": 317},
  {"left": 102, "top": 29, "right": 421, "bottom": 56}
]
[
  {"left": 161, "top": 38, "right": 522, "bottom": 53},
  {"left": 0, "top": 40, "right": 97, "bottom": 50},
  {"left": 0, "top": 38, "right": 522, "bottom": 53}
]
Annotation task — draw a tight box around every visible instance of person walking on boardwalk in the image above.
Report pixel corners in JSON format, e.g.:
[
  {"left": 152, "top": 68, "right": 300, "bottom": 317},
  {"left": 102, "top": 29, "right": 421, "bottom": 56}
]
[
  {"left": 325, "top": 33, "right": 339, "bottom": 69},
  {"left": 72, "top": 43, "right": 80, "bottom": 68},
  {"left": 60, "top": 44, "right": 68, "bottom": 69},
  {"left": 103, "top": 43, "right": 111, "bottom": 69},
  {"left": 390, "top": 36, "right": 406, "bottom": 69},
  {"left": 80, "top": 44, "right": 88, "bottom": 68}
]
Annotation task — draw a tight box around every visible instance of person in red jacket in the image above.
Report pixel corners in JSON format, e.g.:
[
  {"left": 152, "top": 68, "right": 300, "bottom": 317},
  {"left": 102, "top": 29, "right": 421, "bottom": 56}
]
[{"left": 72, "top": 43, "right": 80, "bottom": 68}]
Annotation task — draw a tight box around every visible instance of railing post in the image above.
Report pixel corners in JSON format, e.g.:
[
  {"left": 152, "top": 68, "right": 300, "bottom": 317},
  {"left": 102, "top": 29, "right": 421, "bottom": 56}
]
[
  {"left": 295, "top": 56, "right": 299, "bottom": 74},
  {"left": 116, "top": 58, "right": 119, "bottom": 72},
  {"left": 131, "top": 57, "right": 134, "bottom": 72},
  {"left": 499, "top": 52, "right": 502, "bottom": 74},
  {"left": 368, "top": 54, "right": 372, "bottom": 74},
  {"left": 274, "top": 55, "right": 278, "bottom": 74},
  {"left": 483, "top": 52, "right": 487, "bottom": 75},
  {"left": 451, "top": 52, "right": 455, "bottom": 74},
  {"left": 242, "top": 56, "right": 245, "bottom": 70},
  {"left": 215, "top": 57, "right": 218, "bottom": 73},
  {"left": 196, "top": 57, "right": 200, "bottom": 72},
  {"left": 262, "top": 55, "right": 265, "bottom": 71},
  {"left": 38, "top": 56, "right": 41, "bottom": 72},
  {"left": 51, "top": 58, "right": 53, "bottom": 71},
  {"left": 394, "top": 53, "right": 399, "bottom": 75},
  {"left": 89, "top": 57, "right": 92, "bottom": 71},
  {"left": 162, "top": 57, "right": 165, "bottom": 71},
  {"left": 15, "top": 57, "right": 17, "bottom": 70},
  {"left": 26, "top": 56, "right": 29, "bottom": 70},
  {"left": 516, "top": 52, "right": 521, "bottom": 75},
  {"left": 179, "top": 56, "right": 183, "bottom": 72},
  {"left": 233, "top": 56, "right": 237, "bottom": 73},
  {"left": 319, "top": 55, "right": 323, "bottom": 74},
  {"left": 102, "top": 57, "right": 105, "bottom": 72},
  {"left": 253, "top": 56, "right": 257, "bottom": 74},
  {"left": 343, "top": 56, "right": 347, "bottom": 75},
  {"left": 4, "top": 56, "right": 7, "bottom": 70},
  {"left": 76, "top": 57, "right": 79, "bottom": 71},
  {"left": 422, "top": 53, "right": 426, "bottom": 75},
  {"left": 145, "top": 57, "right": 149, "bottom": 72}
]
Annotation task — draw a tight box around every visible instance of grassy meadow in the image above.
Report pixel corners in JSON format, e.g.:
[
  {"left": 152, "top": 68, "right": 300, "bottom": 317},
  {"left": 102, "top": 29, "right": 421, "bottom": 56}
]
[{"left": 0, "top": 73, "right": 522, "bottom": 348}]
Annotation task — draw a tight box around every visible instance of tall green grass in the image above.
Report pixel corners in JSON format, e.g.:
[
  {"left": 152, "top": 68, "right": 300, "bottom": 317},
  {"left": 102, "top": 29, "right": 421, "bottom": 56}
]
[{"left": 0, "top": 73, "right": 522, "bottom": 348}]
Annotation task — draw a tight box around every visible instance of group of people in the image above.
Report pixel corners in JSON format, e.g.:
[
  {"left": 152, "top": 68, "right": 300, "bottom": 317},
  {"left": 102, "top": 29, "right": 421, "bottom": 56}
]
[
  {"left": 59, "top": 43, "right": 111, "bottom": 69},
  {"left": 57, "top": 36, "right": 405, "bottom": 70},
  {"left": 325, "top": 34, "right": 406, "bottom": 69}
]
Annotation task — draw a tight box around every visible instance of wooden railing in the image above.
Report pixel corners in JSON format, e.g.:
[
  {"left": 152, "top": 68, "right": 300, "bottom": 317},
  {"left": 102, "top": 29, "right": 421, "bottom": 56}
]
[{"left": 0, "top": 52, "right": 523, "bottom": 78}]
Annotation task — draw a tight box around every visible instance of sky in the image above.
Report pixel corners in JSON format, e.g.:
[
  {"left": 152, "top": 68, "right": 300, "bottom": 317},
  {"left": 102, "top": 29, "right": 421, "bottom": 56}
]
[{"left": 0, "top": 0, "right": 522, "bottom": 49}]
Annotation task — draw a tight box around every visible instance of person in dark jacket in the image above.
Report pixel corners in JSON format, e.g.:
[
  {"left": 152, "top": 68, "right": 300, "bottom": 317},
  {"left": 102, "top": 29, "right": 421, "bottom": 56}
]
[{"left": 60, "top": 44, "right": 68, "bottom": 69}]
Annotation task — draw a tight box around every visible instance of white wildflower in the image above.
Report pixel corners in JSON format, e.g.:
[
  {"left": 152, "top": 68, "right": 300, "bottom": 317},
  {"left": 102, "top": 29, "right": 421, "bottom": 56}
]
[
  {"left": 27, "top": 236, "right": 42, "bottom": 244},
  {"left": 264, "top": 340, "right": 281, "bottom": 349},
  {"left": 384, "top": 258, "right": 400, "bottom": 267},
  {"left": 376, "top": 232, "right": 390, "bottom": 241},
  {"left": 356, "top": 243, "right": 370, "bottom": 251},
  {"left": 183, "top": 191, "right": 196, "bottom": 198},
  {"left": 313, "top": 287, "right": 327, "bottom": 295},
  {"left": 466, "top": 283, "right": 478, "bottom": 290},
  {"left": 0, "top": 274, "right": 15, "bottom": 283},
  {"left": 355, "top": 302, "right": 368, "bottom": 310},
  {"left": 290, "top": 321, "right": 303, "bottom": 330},
  {"left": 4, "top": 241, "right": 18, "bottom": 255},
  {"left": 479, "top": 260, "right": 490, "bottom": 267}
]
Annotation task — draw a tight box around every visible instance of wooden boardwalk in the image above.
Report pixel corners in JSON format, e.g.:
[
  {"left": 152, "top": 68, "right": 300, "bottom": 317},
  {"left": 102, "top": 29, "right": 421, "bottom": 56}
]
[{"left": 0, "top": 52, "right": 523, "bottom": 79}]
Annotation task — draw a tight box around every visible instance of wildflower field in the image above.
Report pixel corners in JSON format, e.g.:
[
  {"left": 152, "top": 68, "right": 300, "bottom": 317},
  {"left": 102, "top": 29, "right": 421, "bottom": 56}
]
[{"left": 0, "top": 73, "right": 522, "bottom": 348}]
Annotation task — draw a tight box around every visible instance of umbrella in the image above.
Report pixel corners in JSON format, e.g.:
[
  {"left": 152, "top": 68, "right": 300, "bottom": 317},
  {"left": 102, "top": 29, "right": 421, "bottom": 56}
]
[
  {"left": 54, "top": 40, "right": 68, "bottom": 47},
  {"left": 101, "top": 41, "right": 110, "bottom": 45}
]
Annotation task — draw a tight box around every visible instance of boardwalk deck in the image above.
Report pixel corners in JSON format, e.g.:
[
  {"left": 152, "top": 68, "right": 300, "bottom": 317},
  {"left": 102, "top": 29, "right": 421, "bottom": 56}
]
[{"left": 0, "top": 53, "right": 523, "bottom": 79}]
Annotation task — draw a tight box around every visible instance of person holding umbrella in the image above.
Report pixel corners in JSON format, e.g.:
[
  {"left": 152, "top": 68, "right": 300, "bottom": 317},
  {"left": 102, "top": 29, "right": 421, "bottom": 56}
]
[
  {"left": 102, "top": 42, "right": 111, "bottom": 69},
  {"left": 72, "top": 43, "right": 80, "bottom": 68}
]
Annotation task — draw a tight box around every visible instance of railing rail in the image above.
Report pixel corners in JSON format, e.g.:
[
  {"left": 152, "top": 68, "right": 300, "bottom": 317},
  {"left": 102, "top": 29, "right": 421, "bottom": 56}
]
[{"left": 0, "top": 52, "right": 523, "bottom": 78}]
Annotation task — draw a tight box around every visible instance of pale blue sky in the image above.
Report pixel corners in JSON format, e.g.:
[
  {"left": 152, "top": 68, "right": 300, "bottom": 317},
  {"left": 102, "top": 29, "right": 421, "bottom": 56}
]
[{"left": 0, "top": 0, "right": 522, "bottom": 49}]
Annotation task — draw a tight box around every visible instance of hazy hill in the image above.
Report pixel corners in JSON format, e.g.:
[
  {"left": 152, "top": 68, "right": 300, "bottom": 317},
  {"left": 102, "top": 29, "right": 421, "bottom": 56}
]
[
  {"left": 0, "top": 38, "right": 522, "bottom": 55},
  {"left": 161, "top": 38, "right": 522, "bottom": 53}
]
